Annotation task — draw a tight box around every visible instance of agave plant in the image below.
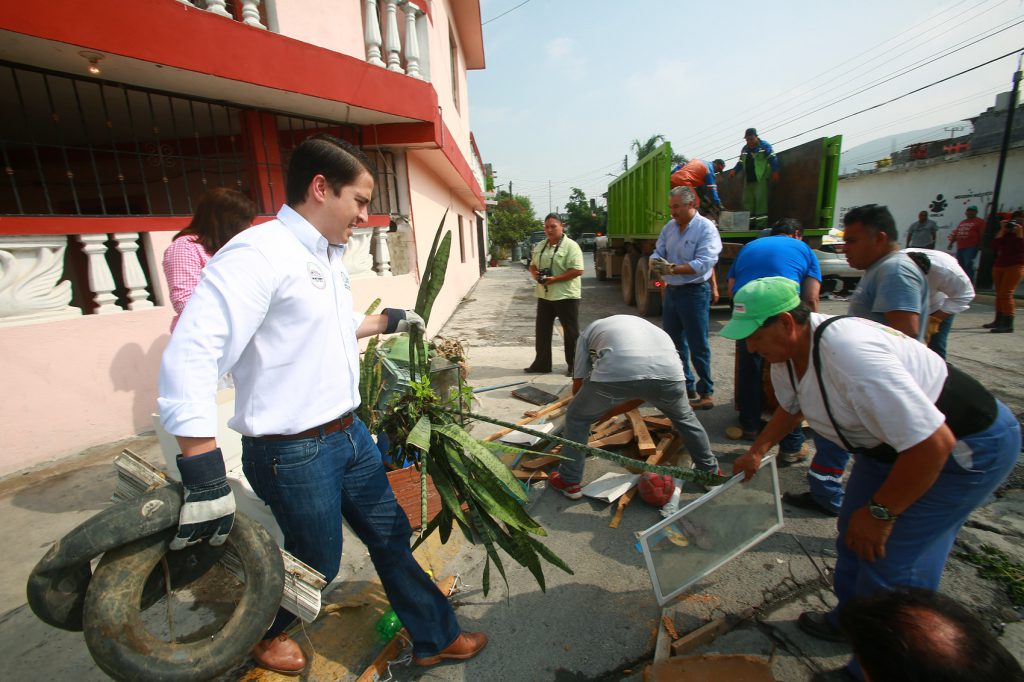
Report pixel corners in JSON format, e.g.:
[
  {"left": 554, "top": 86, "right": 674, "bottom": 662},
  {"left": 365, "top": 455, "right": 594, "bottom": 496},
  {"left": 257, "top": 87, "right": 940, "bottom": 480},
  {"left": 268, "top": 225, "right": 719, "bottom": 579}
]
[{"left": 363, "top": 211, "right": 724, "bottom": 595}]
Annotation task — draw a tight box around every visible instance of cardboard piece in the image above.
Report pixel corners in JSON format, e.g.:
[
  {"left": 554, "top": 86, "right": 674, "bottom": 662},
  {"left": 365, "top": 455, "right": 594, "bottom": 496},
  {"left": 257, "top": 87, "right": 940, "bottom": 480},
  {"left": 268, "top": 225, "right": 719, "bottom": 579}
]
[
  {"left": 499, "top": 421, "right": 554, "bottom": 445},
  {"left": 580, "top": 472, "right": 640, "bottom": 502}
]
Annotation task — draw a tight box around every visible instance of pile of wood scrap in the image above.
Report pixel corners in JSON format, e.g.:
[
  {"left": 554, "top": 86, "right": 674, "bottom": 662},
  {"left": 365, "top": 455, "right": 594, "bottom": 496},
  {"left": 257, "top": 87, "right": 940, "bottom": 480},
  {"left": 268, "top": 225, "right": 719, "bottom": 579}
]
[{"left": 484, "top": 401, "right": 688, "bottom": 528}]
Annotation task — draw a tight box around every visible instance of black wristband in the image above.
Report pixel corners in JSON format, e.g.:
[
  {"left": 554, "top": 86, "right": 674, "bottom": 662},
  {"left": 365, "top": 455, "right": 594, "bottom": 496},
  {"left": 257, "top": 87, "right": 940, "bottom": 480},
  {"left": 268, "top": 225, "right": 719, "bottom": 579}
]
[{"left": 382, "top": 308, "right": 404, "bottom": 334}]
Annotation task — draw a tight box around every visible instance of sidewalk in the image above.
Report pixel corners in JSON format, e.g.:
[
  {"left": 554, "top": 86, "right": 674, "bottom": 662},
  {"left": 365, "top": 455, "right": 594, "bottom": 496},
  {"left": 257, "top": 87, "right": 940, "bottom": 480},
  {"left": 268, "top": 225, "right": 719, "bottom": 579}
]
[{"left": 2, "top": 259, "right": 1022, "bottom": 681}]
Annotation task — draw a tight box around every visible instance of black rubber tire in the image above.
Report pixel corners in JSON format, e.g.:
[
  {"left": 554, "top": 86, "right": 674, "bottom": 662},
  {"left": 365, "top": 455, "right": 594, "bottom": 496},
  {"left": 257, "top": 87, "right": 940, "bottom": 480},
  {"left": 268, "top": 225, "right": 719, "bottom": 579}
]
[
  {"left": 621, "top": 253, "right": 638, "bottom": 305},
  {"left": 83, "top": 514, "right": 285, "bottom": 682},
  {"left": 634, "top": 258, "right": 662, "bottom": 317}
]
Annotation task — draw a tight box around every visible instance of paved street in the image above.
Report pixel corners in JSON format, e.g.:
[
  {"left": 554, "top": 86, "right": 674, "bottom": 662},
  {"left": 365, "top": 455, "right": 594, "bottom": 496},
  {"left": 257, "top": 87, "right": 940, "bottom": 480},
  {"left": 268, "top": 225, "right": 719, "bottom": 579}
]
[{"left": 1, "top": 254, "right": 1022, "bottom": 681}]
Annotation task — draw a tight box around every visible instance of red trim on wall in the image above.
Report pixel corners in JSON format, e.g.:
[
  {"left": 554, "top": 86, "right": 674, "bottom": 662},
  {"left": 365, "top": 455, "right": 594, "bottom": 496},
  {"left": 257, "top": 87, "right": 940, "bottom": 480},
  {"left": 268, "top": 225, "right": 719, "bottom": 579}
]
[
  {"left": 2, "top": 0, "right": 438, "bottom": 123},
  {"left": 0, "top": 213, "right": 390, "bottom": 235},
  {"left": 241, "top": 111, "right": 286, "bottom": 213},
  {"left": 439, "top": 121, "right": 484, "bottom": 207}
]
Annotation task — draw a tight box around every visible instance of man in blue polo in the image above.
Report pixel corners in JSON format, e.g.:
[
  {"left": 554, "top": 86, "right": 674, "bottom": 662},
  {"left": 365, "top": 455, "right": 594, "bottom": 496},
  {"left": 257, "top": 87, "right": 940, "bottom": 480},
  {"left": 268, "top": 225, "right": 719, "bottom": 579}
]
[{"left": 725, "top": 219, "right": 820, "bottom": 464}]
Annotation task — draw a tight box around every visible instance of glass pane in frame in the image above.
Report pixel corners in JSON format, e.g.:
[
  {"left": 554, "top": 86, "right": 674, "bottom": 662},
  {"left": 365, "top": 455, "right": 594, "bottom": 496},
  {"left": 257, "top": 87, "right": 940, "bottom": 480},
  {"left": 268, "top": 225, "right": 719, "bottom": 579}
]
[{"left": 638, "top": 457, "right": 783, "bottom": 605}]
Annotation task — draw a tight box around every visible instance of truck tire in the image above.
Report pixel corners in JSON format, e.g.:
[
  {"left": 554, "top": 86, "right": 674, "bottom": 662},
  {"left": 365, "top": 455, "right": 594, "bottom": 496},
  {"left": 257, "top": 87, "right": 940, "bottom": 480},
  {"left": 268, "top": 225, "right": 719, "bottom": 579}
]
[
  {"left": 634, "top": 258, "right": 662, "bottom": 317},
  {"left": 621, "top": 253, "right": 638, "bottom": 305},
  {"left": 83, "top": 515, "right": 285, "bottom": 682},
  {"left": 595, "top": 251, "right": 607, "bottom": 281}
]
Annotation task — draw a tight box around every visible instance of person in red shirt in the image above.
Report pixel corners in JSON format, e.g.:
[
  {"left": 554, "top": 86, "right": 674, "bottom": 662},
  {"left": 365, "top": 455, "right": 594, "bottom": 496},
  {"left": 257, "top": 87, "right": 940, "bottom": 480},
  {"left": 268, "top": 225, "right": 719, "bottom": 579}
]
[
  {"left": 988, "top": 210, "right": 1024, "bottom": 334},
  {"left": 946, "top": 205, "right": 986, "bottom": 282}
]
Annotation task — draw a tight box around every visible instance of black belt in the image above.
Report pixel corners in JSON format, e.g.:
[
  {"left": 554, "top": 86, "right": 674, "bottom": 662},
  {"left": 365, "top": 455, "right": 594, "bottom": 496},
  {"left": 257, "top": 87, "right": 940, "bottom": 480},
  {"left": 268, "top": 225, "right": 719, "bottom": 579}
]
[
  {"left": 258, "top": 412, "right": 355, "bottom": 441},
  {"left": 667, "top": 281, "right": 707, "bottom": 288}
]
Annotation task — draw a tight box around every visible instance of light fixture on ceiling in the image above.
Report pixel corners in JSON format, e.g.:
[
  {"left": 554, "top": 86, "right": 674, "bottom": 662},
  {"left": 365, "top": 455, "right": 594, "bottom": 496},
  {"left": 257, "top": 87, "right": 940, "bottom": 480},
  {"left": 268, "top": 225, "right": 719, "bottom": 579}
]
[{"left": 78, "top": 50, "right": 104, "bottom": 75}]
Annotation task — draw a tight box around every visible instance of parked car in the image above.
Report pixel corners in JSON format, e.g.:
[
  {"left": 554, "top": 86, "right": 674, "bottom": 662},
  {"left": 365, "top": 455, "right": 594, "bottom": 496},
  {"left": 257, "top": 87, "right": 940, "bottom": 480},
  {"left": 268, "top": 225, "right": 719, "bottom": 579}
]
[
  {"left": 519, "top": 230, "right": 548, "bottom": 262},
  {"left": 814, "top": 240, "right": 862, "bottom": 294},
  {"left": 578, "top": 232, "right": 597, "bottom": 251}
]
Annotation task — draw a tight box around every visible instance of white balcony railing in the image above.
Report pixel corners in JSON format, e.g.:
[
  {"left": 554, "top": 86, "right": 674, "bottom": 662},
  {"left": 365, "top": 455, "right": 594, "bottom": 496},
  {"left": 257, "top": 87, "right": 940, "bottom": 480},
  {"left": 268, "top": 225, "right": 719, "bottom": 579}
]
[{"left": 179, "top": 0, "right": 266, "bottom": 29}]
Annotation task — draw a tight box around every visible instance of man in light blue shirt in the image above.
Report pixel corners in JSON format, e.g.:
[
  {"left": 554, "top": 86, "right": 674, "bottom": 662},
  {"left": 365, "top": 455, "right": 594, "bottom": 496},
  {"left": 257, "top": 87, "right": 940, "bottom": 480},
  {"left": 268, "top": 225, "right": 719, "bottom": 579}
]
[
  {"left": 547, "top": 315, "right": 719, "bottom": 499},
  {"left": 650, "top": 185, "right": 722, "bottom": 410}
]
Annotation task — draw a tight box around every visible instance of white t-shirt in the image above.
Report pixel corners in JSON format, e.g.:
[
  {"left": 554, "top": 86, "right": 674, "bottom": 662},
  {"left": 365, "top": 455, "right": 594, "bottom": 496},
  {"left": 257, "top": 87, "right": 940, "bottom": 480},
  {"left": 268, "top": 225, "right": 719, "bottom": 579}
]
[{"left": 771, "top": 314, "right": 948, "bottom": 452}]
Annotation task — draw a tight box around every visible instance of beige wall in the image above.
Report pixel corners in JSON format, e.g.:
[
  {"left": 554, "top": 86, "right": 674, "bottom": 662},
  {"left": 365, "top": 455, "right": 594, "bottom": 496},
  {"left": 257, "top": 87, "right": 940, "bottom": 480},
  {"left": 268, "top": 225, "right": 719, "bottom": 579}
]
[
  {"left": 427, "top": 1, "right": 474, "bottom": 175},
  {"left": 272, "top": 0, "right": 366, "bottom": 59}
]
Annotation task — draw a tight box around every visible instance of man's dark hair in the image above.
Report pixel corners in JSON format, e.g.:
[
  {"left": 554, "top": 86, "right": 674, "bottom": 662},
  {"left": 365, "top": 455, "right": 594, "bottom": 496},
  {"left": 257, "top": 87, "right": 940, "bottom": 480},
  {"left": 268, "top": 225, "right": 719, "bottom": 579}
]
[
  {"left": 907, "top": 250, "right": 932, "bottom": 275},
  {"left": 761, "top": 301, "right": 812, "bottom": 329},
  {"left": 770, "top": 218, "right": 802, "bottom": 236},
  {"left": 543, "top": 213, "right": 563, "bottom": 224},
  {"left": 285, "top": 134, "right": 378, "bottom": 206},
  {"left": 839, "top": 587, "right": 1024, "bottom": 682},
  {"left": 843, "top": 204, "right": 898, "bottom": 240}
]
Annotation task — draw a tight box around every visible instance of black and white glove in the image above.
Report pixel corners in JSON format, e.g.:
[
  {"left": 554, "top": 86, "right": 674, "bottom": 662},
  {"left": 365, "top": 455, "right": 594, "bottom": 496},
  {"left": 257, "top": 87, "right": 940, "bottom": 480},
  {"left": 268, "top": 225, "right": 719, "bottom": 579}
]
[
  {"left": 170, "top": 448, "right": 235, "bottom": 551},
  {"left": 383, "top": 308, "right": 425, "bottom": 334}
]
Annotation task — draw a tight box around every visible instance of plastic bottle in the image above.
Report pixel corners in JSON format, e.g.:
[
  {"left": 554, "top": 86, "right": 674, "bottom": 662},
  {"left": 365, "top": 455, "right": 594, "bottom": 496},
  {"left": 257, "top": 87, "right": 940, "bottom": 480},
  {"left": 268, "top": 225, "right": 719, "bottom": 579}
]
[{"left": 375, "top": 608, "right": 403, "bottom": 642}]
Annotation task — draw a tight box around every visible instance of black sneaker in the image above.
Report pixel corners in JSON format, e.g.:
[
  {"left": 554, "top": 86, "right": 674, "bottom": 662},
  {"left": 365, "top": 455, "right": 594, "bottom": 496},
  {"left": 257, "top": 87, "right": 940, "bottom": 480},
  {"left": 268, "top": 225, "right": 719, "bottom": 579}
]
[
  {"left": 783, "top": 491, "right": 838, "bottom": 517},
  {"left": 797, "top": 611, "right": 847, "bottom": 642}
]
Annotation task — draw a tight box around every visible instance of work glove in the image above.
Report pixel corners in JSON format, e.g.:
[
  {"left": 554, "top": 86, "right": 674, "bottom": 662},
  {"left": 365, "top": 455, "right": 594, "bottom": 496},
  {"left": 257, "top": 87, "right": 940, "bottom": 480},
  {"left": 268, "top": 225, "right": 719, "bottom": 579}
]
[
  {"left": 383, "top": 308, "right": 425, "bottom": 334},
  {"left": 171, "top": 448, "right": 235, "bottom": 550},
  {"left": 650, "top": 257, "right": 674, "bottom": 277},
  {"left": 925, "top": 315, "right": 942, "bottom": 344}
]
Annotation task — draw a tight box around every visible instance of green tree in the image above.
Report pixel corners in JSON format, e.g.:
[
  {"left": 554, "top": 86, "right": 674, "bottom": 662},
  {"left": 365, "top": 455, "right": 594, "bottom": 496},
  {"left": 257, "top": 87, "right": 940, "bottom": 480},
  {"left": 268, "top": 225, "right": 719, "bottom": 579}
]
[
  {"left": 564, "top": 187, "right": 605, "bottom": 238},
  {"left": 487, "top": 191, "right": 540, "bottom": 249},
  {"left": 629, "top": 134, "right": 686, "bottom": 168}
]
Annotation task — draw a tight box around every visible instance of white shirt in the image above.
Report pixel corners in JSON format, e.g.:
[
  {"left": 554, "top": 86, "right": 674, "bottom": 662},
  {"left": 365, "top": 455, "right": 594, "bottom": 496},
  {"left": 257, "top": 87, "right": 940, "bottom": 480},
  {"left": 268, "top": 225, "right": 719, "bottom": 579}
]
[
  {"left": 573, "top": 315, "right": 685, "bottom": 382},
  {"left": 771, "top": 314, "right": 948, "bottom": 453},
  {"left": 158, "top": 205, "right": 365, "bottom": 438},
  {"left": 650, "top": 213, "right": 722, "bottom": 285},
  {"left": 905, "top": 248, "right": 975, "bottom": 316}
]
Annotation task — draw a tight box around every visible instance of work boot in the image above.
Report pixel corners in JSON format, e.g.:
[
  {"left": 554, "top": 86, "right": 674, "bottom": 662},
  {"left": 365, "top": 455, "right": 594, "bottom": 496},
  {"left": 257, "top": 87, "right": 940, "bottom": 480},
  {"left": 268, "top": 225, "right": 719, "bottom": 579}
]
[
  {"left": 689, "top": 394, "right": 714, "bottom": 410},
  {"left": 413, "top": 631, "right": 489, "bottom": 666},
  {"left": 982, "top": 314, "right": 1002, "bottom": 329},
  {"left": 992, "top": 315, "right": 1014, "bottom": 333},
  {"left": 251, "top": 633, "right": 307, "bottom": 676}
]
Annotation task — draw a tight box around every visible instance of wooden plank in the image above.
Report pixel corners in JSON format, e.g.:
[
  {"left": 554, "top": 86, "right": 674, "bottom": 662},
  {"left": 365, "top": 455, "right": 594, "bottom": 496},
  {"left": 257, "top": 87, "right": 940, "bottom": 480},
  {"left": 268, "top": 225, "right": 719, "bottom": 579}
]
[
  {"left": 520, "top": 455, "right": 560, "bottom": 470},
  {"left": 626, "top": 409, "right": 657, "bottom": 457},
  {"left": 643, "top": 416, "right": 672, "bottom": 430},
  {"left": 482, "top": 395, "right": 572, "bottom": 442},
  {"left": 591, "top": 414, "right": 623, "bottom": 435},
  {"left": 669, "top": 607, "right": 756, "bottom": 657},
  {"left": 512, "top": 469, "right": 549, "bottom": 481},
  {"left": 653, "top": 603, "right": 683, "bottom": 664},
  {"left": 589, "top": 429, "right": 634, "bottom": 448},
  {"left": 588, "top": 419, "right": 628, "bottom": 443}
]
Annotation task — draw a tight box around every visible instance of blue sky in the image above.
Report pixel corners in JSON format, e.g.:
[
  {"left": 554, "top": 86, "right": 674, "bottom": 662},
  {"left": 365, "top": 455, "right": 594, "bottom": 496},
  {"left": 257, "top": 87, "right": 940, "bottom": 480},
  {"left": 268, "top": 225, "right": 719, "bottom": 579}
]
[{"left": 467, "top": 0, "right": 1024, "bottom": 216}]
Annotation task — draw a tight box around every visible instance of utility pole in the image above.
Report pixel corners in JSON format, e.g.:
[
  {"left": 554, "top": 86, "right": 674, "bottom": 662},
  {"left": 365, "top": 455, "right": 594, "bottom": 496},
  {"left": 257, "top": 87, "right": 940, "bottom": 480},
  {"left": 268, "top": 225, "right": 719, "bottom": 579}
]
[
  {"left": 977, "top": 51, "right": 1022, "bottom": 290},
  {"left": 508, "top": 181, "right": 513, "bottom": 198},
  {"left": 944, "top": 125, "right": 965, "bottom": 139},
  {"left": 548, "top": 180, "right": 552, "bottom": 213}
]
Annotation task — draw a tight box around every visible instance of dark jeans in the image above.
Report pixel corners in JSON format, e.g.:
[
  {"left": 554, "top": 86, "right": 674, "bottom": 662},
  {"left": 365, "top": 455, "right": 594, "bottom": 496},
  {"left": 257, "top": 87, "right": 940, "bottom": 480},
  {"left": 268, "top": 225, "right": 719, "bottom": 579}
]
[
  {"left": 955, "top": 245, "right": 979, "bottom": 282},
  {"left": 530, "top": 297, "right": 580, "bottom": 372},
  {"left": 241, "top": 417, "right": 459, "bottom": 657},
  {"left": 662, "top": 283, "right": 713, "bottom": 396},
  {"left": 735, "top": 341, "right": 805, "bottom": 452}
]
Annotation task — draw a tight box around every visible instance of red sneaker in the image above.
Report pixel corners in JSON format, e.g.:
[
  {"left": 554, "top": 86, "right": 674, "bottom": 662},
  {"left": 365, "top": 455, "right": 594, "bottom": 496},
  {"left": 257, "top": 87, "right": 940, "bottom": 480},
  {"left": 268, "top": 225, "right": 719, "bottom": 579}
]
[{"left": 549, "top": 472, "right": 583, "bottom": 500}]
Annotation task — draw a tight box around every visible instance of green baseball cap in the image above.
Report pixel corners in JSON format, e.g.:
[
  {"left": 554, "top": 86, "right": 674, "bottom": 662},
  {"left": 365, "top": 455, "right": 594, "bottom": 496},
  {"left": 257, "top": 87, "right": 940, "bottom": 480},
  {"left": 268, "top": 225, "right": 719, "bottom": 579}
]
[{"left": 720, "top": 277, "right": 801, "bottom": 340}]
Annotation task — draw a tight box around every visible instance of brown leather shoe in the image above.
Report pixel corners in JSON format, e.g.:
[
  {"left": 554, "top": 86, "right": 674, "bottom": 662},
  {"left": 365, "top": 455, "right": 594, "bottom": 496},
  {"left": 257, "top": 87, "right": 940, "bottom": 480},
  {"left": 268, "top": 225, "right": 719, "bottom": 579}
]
[
  {"left": 251, "top": 633, "right": 307, "bottom": 676},
  {"left": 412, "top": 631, "right": 489, "bottom": 666},
  {"left": 689, "top": 395, "right": 714, "bottom": 410}
]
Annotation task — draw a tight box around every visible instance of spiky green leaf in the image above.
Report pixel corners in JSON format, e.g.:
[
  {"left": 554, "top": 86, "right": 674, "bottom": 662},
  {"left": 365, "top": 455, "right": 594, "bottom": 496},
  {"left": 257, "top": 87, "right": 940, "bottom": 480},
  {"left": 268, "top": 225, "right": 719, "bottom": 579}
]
[
  {"left": 406, "top": 415, "right": 432, "bottom": 452},
  {"left": 433, "top": 423, "right": 528, "bottom": 503}
]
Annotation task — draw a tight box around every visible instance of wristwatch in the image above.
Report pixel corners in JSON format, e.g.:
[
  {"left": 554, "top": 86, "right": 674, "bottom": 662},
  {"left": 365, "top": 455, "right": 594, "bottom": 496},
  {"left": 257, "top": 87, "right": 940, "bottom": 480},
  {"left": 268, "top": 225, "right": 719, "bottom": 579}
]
[{"left": 868, "top": 498, "right": 899, "bottom": 521}]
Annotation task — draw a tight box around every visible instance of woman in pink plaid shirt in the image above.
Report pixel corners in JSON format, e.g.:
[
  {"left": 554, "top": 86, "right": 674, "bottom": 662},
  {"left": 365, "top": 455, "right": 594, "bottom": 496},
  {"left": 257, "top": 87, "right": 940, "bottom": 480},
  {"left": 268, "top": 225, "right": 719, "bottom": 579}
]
[{"left": 162, "top": 188, "right": 257, "bottom": 331}]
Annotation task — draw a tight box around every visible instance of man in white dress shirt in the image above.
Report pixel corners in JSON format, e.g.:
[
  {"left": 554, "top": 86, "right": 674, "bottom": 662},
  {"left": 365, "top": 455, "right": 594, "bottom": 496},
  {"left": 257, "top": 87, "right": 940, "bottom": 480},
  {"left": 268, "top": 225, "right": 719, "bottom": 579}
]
[
  {"left": 904, "top": 247, "right": 975, "bottom": 359},
  {"left": 159, "top": 135, "right": 486, "bottom": 676}
]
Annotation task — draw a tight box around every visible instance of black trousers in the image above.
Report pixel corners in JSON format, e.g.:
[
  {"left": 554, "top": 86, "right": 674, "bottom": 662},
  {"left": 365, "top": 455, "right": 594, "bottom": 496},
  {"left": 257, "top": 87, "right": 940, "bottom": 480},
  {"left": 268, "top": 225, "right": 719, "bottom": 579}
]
[{"left": 530, "top": 297, "right": 580, "bottom": 372}]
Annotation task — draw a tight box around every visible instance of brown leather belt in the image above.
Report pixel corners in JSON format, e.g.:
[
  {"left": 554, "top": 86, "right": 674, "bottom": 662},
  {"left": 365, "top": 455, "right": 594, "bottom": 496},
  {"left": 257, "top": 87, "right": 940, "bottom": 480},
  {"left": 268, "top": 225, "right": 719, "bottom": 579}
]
[{"left": 258, "top": 412, "right": 355, "bottom": 441}]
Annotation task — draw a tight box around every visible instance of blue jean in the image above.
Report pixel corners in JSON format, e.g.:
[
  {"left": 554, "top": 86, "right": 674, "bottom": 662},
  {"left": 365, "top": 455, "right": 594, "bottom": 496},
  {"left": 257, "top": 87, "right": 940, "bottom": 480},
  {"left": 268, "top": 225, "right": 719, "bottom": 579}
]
[
  {"left": 735, "top": 341, "right": 805, "bottom": 453},
  {"left": 558, "top": 378, "right": 718, "bottom": 484},
  {"left": 826, "top": 402, "right": 1020, "bottom": 680},
  {"left": 807, "top": 434, "right": 849, "bottom": 514},
  {"left": 662, "top": 284, "right": 713, "bottom": 396},
  {"left": 241, "top": 417, "right": 460, "bottom": 657},
  {"left": 955, "top": 246, "right": 979, "bottom": 282},
  {"left": 927, "top": 314, "right": 955, "bottom": 359}
]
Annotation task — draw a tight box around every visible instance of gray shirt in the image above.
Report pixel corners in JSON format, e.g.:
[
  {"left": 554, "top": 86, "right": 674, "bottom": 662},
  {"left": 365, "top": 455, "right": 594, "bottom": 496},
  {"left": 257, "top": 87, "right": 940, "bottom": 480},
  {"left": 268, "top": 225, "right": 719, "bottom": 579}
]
[
  {"left": 905, "top": 219, "right": 938, "bottom": 247},
  {"left": 848, "top": 250, "right": 929, "bottom": 341},
  {"left": 573, "top": 315, "right": 685, "bottom": 382}
]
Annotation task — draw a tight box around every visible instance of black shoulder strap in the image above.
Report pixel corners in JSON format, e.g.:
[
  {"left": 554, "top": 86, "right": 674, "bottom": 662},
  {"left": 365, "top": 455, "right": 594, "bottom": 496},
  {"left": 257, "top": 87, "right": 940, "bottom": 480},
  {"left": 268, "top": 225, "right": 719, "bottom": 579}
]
[{"left": 811, "top": 315, "right": 859, "bottom": 453}]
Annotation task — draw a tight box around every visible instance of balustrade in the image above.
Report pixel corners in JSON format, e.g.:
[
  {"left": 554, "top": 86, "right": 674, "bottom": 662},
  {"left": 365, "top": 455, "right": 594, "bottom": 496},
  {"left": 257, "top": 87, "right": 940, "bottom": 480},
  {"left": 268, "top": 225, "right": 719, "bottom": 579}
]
[{"left": 363, "top": 0, "right": 429, "bottom": 81}]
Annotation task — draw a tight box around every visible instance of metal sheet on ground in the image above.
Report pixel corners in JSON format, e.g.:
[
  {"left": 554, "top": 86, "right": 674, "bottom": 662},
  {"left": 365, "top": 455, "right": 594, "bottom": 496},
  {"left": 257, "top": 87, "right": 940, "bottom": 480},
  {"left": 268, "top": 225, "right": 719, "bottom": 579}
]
[{"left": 639, "top": 458, "right": 784, "bottom": 605}]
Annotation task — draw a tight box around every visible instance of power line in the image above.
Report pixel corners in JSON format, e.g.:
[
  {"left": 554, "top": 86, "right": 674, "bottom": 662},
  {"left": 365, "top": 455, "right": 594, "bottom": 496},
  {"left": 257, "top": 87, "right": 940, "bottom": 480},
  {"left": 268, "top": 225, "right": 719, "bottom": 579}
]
[
  {"left": 771, "top": 47, "right": 1023, "bottom": 147},
  {"left": 482, "top": 0, "right": 534, "bottom": 26}
]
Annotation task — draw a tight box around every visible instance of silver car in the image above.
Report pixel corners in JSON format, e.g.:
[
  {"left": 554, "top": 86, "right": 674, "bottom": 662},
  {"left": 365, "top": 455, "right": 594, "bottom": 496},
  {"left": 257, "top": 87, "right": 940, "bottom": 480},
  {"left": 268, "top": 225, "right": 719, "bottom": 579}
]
[{"left": 814, "top": 240, "right": 862, "bottom": 294}]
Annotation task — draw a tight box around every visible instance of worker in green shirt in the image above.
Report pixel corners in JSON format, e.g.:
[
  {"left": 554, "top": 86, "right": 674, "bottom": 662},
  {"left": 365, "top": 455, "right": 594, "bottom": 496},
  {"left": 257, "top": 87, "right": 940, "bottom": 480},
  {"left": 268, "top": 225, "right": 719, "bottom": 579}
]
[{"left": 525, "top": 214, "right": 584, "bottom": 375}]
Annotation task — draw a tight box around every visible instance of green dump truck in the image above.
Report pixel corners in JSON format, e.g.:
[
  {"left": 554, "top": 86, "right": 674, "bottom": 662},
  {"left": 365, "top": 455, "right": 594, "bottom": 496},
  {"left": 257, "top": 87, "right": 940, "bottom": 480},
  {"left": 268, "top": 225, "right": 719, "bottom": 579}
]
[{"left": 595, "top": 136, "right": 842, "bottom": 315}]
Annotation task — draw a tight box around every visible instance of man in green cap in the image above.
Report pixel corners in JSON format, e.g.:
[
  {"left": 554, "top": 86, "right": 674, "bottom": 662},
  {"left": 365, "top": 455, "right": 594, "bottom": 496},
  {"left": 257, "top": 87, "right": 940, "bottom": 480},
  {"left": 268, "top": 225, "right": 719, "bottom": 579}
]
[{"left": 721, "top": 276, "right": 1019, "bottom": 682}]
